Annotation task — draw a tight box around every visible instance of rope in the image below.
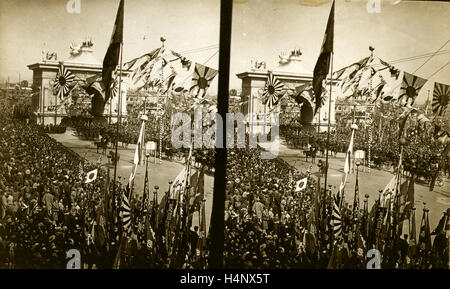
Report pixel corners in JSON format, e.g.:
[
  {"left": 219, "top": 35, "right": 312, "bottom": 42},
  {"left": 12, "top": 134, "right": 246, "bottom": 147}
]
[{"left": 382, "top": 40, "right": 450, "bottom": 97}]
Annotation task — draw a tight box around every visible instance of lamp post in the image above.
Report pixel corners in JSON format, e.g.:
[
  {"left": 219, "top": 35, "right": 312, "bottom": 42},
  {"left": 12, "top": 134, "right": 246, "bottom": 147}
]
[{"left": 154, "top": 185, "right": 159, "bottom": 206}]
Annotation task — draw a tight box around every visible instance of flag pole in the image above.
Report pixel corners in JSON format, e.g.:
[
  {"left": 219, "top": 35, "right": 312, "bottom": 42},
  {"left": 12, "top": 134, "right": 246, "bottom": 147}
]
[
  {"left": 323, "top": 51, "right": 334, "bottom": 260},
  {"left": 112, "top": 42, "right": 123, "bottom": 235},
  {"left": 323, "top": 51, "right": 334, "bottom": 207}
]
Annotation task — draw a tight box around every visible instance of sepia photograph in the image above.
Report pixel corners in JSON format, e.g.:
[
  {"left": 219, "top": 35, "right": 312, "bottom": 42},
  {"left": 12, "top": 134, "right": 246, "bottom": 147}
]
[
  {"left": 224, "top": 0, "right": 450, "bottom": 269},
  {"left": 0, "top": 0, "right": 449, "bottom": 277}
]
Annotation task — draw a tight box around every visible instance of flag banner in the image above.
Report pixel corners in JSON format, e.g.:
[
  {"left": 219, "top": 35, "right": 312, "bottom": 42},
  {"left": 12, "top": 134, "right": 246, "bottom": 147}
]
[
  {"left": 363, "top": 56, "right": 401, "bottom": 103},
  {"left": 197, "top": 198, "right": 207, "bottom": 253},
  {"left": 83, "top": 74, "right": 104, "bottom": 97},
  {"left": 167, "top": 50, "right": 194, "bottom": 94},
  {"left": 295, "top": 177, "right": 308, "bottom": 192},
  {"left": 170, "top": 166, "right": 189, "bottom": 200},
  {"left": 408, "top": 208, "right": 417, "bottom": 257},
  {"left": 83, "top": 74, "right": 108, "bottom": 117},
  {"left": 398, "top": 175, "right": 415, "bottom": 221},
  {"left": 397, "top": 105, "right": 430, "bottom": 140},
  {"left": 432, "top": 81, "right": 449, "bottom": 116},
  {"left": 125, "top": 47, "right": 161, "bottom": 72},
  {"left": 129, "top": 120, "right": 145, "bottom": 183},
  {"left": 189, "top": 170, "right": 204, "bottom": 215},
  {"left": 381, "top": 202, "right": 392, "bottom": 243},
  {"left": 142, "top": 162, "right": 150, "bottom": 213},
  {"left": 102, "top": 0, "right": 124, "bottom": 106},
  {"left": 294, "top": 82, "right": 314, "bottom": 107},
  {"left": 336, "top": 55, "right": 401, "bottom": 102},
  {"left": 334, "top": 57, "right": 370, "bottom": 80},
  {"left": 120, "top": 185, "right": 132, "bottom": 234},
  {"left": 53, "top": 64, "right": 75, "bottom": 100},
  {"left": 335, "top": 57, "right": 370, "bottom": 98},
  {"left": 398, "top": 72, "right": 427, "bottom": 106},
  {"left": 130, "top": 48, "right": 193, "bottom": 96},
  {"left": 85, "top": 169, "right": 98, "bottom": 183},
  {"left": 313, "top": 0, "right": 334, "bottom": 114},
  {"left": 430, "top": 209, "right": 449, "bottom": 268},
  {"left": 146, "top": 219, "right": 156, "bottom": 250},
  {"left": 372, "top": 205, "right": 386, "bottom": 247},
  {"left": 337, "top": 127, "right": 355, "bottom": 196},
  {"left": 263, "top": 72, "right": 284, "bottom": 109},
  {"left": 380, "top": 175, "right": 398, "bottom": 208},
  {"left": 343, "top": 129, "right": 355, "bottom": 175},
  {"left": 431, "top": 210, "right": 448, "bottom": 236},
  {"left": 352, "top": 171, "right": 360, "bottom": 221},
  {"left": 189, "top": 63, "right": 218, "bottom": 99},
  {"left": 332, "top": 193, "right": 342, "bottom": 239},
  {"left": 417, "top": 209, "right": 432, "bottom": 266}
]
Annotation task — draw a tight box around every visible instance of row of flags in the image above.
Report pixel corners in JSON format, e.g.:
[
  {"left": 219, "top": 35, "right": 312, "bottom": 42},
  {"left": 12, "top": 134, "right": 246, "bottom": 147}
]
[
  {"left": 320, "top": 128, "right": 448, "bottom": 267},
  {"left": 125, "top": 48, "right": 218, "bottom": 99},
  {"left": 335, "top": 54, "right": 449, "bottom": 117},
  {"left": 50, "top": 0, "right": 218, "bottom": 117}
]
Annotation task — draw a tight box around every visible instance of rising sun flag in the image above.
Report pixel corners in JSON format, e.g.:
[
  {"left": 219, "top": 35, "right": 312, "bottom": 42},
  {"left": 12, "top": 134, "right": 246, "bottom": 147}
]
[
  {"left": 263, "top": 72, "right": 284, "bottom": 109},
  {"left": 432, "top": 82, "right": 449, "bottom": 116},
  {"left": 53, "top": 65, "right": 75, "bottom": 100},
  {"left": 398, "top": 72, "right": 427, "bottom": 106},
  {"left": 189, "top": 63, "right": 218, "bottom": 99}
]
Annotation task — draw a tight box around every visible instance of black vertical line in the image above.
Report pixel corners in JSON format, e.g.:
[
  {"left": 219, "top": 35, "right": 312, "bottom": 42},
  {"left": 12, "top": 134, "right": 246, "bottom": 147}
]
[{"left": 208, "top": 0, "right": 232, "bottom": 269}]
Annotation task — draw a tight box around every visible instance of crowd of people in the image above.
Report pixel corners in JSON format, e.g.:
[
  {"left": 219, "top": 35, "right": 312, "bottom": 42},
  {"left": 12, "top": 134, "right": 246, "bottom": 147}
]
[
  {"left": 1, "top": 93, "right": 448, "bottom": 269},
  {"left": 0, "top": 104, "right": 210, "bottom": 268},
  {"left": 224, "top": 147, "right": 324, "bottom": 268},
  {"left": 223, "top": 145, "right": 449, "bottom": 269}
]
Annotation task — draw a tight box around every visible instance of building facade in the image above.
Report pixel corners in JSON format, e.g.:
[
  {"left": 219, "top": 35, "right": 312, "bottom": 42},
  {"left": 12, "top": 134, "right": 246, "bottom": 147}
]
[
  {"left": 237, "top": 49, "right": 337, "bottom": 133},
  {"left": 28, "top": 41, "right": 128, "bottom": 125}
]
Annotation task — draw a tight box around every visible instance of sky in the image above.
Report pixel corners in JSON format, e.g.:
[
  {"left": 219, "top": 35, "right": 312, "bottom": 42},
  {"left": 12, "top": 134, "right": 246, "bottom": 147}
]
[
  {"left": 0, "top": 0, "right": 220, "bottom": 85},
  {"left": 0, "top": 0, "right": 449, "bottom": 104},
  {"left": 230, "top": 0, "right": 450, "bottom": 103}
]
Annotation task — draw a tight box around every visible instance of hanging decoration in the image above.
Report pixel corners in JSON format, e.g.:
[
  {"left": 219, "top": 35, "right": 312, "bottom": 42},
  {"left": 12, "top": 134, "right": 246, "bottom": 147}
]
[
  {"left": 432, "top": 81, "right": 449, "bottom": 116},
  {"left": 189, "top": 63, "right": 218, "bottom": 99},
  {"left": 53, "top": 64, "right": 75, "bottom": 100},
  {"left": 263, "top": 72, "right": 284, "bottom": 109},
  {"left": 398, "top": 72, "right": 427, "bottom": 106}
]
